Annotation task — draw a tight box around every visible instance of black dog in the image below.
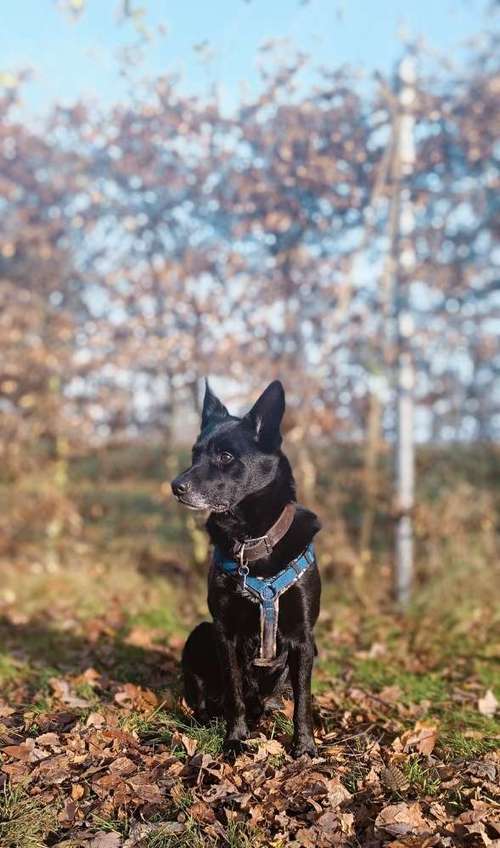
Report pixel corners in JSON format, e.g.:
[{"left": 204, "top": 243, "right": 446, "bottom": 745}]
[{"left": 171, "top": 380, "right": 321, "bottom": 758}]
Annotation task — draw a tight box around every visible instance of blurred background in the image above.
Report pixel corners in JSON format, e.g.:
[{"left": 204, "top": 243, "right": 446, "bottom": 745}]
[{"left": 0, "top": 0, "right": 498, "bottom": 630}]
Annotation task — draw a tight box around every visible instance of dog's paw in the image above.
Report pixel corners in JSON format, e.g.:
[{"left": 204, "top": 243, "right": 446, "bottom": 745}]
[
  {"left": 223, "top": 719, "right": 249, "bottom": 758},
  {"left": 290, "top": 738, "right": 317, "bottom": 759},
  {"left": 246, "top": 699, "right": 264, "bottom": 725},
  {"left": 223, "top": 737, "right": 247, "bottom": 758},
  {"left": 194, "top": 709, "right": 210, "bottom": 725}
]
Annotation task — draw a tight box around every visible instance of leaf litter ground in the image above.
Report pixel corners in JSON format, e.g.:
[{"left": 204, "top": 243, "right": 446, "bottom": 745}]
[{"left": 0, "top": 566, "right": 498, "bottom": 848}]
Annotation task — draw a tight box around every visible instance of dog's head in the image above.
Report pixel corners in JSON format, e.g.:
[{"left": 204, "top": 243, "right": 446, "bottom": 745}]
[{"left": 171, "top": 380, "right": 286, "bottom": 513}]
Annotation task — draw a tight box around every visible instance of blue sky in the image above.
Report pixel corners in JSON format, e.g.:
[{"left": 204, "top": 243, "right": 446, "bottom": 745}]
[{"left": 1, "top": 0, "right": 492, "bottom": 116}]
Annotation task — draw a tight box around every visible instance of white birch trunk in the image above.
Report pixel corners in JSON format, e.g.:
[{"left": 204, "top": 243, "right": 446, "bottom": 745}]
[{"left": 394, "top": 55, "right": 416, "bottom": 606}]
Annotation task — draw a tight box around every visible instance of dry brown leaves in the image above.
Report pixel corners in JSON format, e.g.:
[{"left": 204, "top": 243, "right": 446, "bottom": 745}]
[{"left": 0, "top": 631, "right": 499, "bottom": 847}]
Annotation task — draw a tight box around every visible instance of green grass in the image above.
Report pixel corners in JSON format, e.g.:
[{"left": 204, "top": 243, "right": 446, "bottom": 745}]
[
  {"left": 402, "top": 756, "right": 441, "bottom": 796},
  {"left": 351, "top": 658, "right": 448, "bottom": 703},
  {"left": 123, "top": 709, "right": 226, "bottom": 758},
  {"left": 225, "top": 820, "right": 262, "bottom": 848},
  {"left": 0, "top": 653, "right": 22, "bottom": 686},
  {"left": 313, "top": 657, "right": 343, "bottom": 693},
  {"left": 475, "top": 658, "right": 500, "bottom": 691},
  {"left": 341, "top": 762, "right": 369, "bottom": 795},
  {"left": 130, "top": 605, "right": 185, "bottom": 640},
  {"left": 0, "top": 783, "right": 58, "bottom": 848},
  {"left": 74, "top": 680, "right": 100, "bottom": 703},
  {"left": 178, "top": 718, "right": 226, "bottom": 757},
  {"left": 145, "top": 818, "right": 260, "bottom": 848},
  {"left": 146, "top": 820, "right": 206, "bottom": 848},
  {"left": 0, "top": 653, "right": 61, "bottom": 701},
  {"left": 169, "top": 787, "right": 195, "bottom": 813},
  {"left": 436, "top": 707, "right": 500, "bottom": 758},
  {"left": 271, "top": 711, "right": 294, "bottom": 737},
  {"left": 91, "top": 814, "right": 130, "bottom": 837},
  {"left": 25, "top": 697, "right": 52, "bottom": 717},
  {"left": 441, "top": 731, "right": 498, "bottom": 759}
]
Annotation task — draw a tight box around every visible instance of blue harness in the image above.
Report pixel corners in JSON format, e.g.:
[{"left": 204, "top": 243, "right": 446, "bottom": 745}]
[{"left": 214, "top": 543, "right": 315, "bottom": 666}]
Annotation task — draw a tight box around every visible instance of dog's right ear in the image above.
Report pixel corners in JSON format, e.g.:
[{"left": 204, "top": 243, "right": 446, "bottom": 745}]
[
  {"left": 201, "top": 380, "right": 229, "bottom": 430},
  {"left": 243, "top": 380, "right": 285, "bottom": 451}
]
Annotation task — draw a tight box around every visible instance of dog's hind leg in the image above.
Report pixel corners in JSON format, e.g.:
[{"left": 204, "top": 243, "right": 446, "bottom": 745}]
[
  {"left": 244, "top": 678, "right": 265, "bottom": 726},
  {"left": 182, "top": 622, "right": 223, "bottom": 723},
  {"left": 184, "top": 668, "right": 209, "bottom": 723},
  {"left": 213, "top": 622, "right": 249, "bottom": 754}
]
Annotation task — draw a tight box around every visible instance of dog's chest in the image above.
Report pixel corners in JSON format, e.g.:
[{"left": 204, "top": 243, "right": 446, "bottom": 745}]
[
  {"left": 211, "top": 571, "right": 305, "bottom": 639},
  {"left": 219, "top": 580, "right": 261, "bottom": 629}
]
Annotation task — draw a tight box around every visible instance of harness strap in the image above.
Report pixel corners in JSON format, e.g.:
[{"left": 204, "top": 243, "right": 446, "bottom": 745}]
[{"left": 214, "top": 543, "right": 315, "bottom": 664}]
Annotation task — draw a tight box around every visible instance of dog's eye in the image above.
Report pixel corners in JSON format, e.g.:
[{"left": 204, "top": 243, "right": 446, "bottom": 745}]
[{"left": 219, "top": 451, "right": 233, "bottom": 465}]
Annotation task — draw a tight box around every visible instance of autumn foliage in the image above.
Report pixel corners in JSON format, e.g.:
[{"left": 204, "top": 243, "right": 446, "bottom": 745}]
[
  {"left": 1, "top": 40, "right": 498, "bottom": 460},
  {"left": 0, "top": 29, "right": 498, "bottom": 848}
]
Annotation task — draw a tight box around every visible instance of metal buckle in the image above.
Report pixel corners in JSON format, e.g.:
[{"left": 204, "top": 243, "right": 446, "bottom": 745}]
[{"left": 237, "top": 544, "right": 249, "bottom": 590}]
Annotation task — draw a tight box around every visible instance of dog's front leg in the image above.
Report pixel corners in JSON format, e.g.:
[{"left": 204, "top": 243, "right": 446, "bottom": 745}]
[
  {"left": 289, "top": 638, "right": 317, "bottom": 758},
  {"left": 214, "top": 624, "right": 249, "bottom": 754}
]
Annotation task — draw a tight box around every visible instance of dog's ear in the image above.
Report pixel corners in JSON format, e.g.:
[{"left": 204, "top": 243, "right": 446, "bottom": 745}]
[
  {"left": 201, "top": 380, "right": 229, "bottom": 430},
  {"left": 243, "top": 380, "right": 285, "bottom": 450}
]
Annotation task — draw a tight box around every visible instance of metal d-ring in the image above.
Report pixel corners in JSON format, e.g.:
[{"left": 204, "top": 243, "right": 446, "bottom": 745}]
[{"left": 237, "top": 544, "right": 249, "bottom": 590}]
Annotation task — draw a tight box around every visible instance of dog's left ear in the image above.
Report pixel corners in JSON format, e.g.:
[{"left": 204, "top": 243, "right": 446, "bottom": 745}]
[
  {"left": 243, "top": 380, "right": 285, "bottom": 451},
  {"left": 201, "top": 380, "right": 229, "bottom": 430}
]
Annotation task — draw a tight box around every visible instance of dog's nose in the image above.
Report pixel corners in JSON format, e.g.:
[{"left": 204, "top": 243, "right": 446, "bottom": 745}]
[{"left": 171, "top": 478, "right": 190, "bottom": 497}]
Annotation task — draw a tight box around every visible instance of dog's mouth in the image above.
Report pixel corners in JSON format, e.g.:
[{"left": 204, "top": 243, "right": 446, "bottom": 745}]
[
  {"left": 175, "top": 495, "right": 206, "bottom": 510},
  {"left": 209, "top": 502, "right": 231, "bottom": 514},
  {"left": 175, "top": 494, "right": 229, "bottom": 514}
]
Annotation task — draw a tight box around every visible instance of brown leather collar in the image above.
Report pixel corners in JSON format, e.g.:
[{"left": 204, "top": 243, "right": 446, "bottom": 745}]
[{"left": 232, "top": 502, "right": 296, "bottom": 563}]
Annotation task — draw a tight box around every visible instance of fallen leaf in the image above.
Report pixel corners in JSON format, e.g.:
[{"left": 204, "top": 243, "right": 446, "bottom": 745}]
[
  {"left": 295, "top": 826, "right": 317, "bottom": 847},
  {"left": 478, "top": 689, "right": 498, "bottom": 717},
  {"left": 2, "top": 742, "right": 34, "bottom": 760},
  {"left": 189, "top": 800, "right": 216, "bottom": 824},
  {"left": 402, "top": 722, "right": 438, "bottom": 756},
  {"left": 368, "top": 641, "right": 387, "bottom": 658},
  {"left": 375, "top": 802, "right": 431, "bottom": 836},
  {"left": 379, "top": 685, "right": 403, "bottom": 704},
  {"left": 58, "top": 799, "right": 77, "bottom": 825},
  {"left": 386, "top": 837, "right": 440, "bottom": 847},
  {"left": 71, "top": 783, "right": 85, "bottom": 800},
  {"left": 126, "top": 775, "right": 163, "bottom": 803},
  {"left": 36, "top": 732, "right": 60, "bottom": 747},
  {"left": 109, "top": 756, "right": 137, "bottom": 776},
  {"left": 123, "top": 822, "right": 154, "bottom": 848},
  {"left": 50, "top": 678, "right": 91, "bottom": 708},
  {"left": 93, "top": 773, "right": 124, "bottom": 795},
  {"left": 180, "top": 734, "right": 198, "bottom": 757},
  {"left": 339, "top": 811, "right": 355, "bottom": 836},
  {"left": 125, "top": 626, "right": 157, "bottom": 648},
  {"left": 2, "top": 739, "right": 47, "bottom": 763},
  {"left": 114, "top": 684, "right": 158, "bottom": 711},
  {"left": 78, "top": 667, "right": 101, "bottom": 686},
  {"left": 90, "top": 833, "right": 122, "bottom": 848},
  {"left": 257, "top": 737, "right": 285, "bottom": 757},
  {"left": 86, "top": 712, "right": 106, "bottom": 728},
  {"left": 325, "top": 777, "right": 352, "bottom": 808}
]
